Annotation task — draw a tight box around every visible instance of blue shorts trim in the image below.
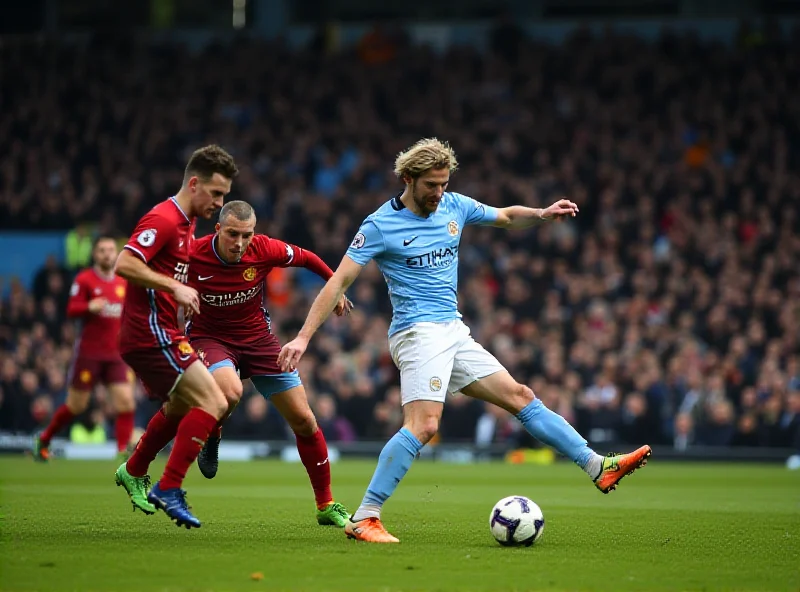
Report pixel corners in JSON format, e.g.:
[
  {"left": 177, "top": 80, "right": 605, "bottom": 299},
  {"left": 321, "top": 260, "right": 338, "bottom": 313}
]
[
  {"left": 208, "top": 359, "right": 236, "bottom": 374},
  {"left": 251, "top": 371, "right": 302, "bottom": 398}
]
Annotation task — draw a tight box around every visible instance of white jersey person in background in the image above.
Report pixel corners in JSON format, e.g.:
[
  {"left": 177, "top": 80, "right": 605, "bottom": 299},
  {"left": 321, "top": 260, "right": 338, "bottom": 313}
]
[{"left": 279, "top": 138, "right": 652, "bottom": 543}]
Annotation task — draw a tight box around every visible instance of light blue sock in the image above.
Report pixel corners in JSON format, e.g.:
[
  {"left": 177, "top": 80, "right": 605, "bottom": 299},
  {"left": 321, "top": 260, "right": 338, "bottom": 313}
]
[
  {"left": 516, "top": 399, "right": 602, "bottom": 478},
  {"left": 352, "top": 428, "right": 423, "bottom": 521}
]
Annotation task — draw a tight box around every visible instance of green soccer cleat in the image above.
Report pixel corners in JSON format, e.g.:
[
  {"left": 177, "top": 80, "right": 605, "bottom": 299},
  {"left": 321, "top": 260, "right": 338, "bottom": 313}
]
[
  {"left": 316, "top": 502, "right": 350, "bottom": 528},
  {"left": 114, "top": 463, "right": 157, "bottom": 515}
]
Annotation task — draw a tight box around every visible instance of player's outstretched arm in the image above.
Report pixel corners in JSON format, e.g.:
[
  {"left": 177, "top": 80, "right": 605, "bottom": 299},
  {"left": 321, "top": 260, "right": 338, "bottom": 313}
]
[
  {"left": 490, "top": 199, "right": 579, "bottom": 229},
  {"left": 281, "top": 243, "right": 353, "bottom": 316},
  {"left": 115, "top": 250, "right": 200, "bottom": 314},
  {"left": 278, "top": 255, "right": 363, "bottom": 371}
]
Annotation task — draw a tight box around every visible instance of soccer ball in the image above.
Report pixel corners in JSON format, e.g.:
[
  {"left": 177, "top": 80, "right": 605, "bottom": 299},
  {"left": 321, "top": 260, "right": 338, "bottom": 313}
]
[{"left": 489, "top": 496, "right": 545, "bottom": 547}]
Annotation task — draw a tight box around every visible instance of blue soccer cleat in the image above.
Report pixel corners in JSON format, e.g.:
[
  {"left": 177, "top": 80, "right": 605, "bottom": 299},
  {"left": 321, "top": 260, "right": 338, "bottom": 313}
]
[{"left": 147, "top": 482, "right": 202, "bottom": 529}]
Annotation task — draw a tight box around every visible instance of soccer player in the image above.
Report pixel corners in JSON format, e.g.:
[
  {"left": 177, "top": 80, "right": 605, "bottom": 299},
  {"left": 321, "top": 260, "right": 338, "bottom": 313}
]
[
  {"left": 186, "top": 200, "right": 352, "bottom": 527},
  {"left": 112, "top": 145, "right": 238, "bottom": 529},
  {"left": 34, "top": 237, "right": 134, "bottom": 460},
  {"left": 279, "top": 138, "right": 652, "bottom": 543}
]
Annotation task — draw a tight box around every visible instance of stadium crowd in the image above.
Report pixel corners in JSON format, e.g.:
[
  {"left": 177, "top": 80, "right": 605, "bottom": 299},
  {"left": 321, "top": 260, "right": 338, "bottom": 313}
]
[{"left": 1, "top": 23, "right": 799, "bottom": 450}]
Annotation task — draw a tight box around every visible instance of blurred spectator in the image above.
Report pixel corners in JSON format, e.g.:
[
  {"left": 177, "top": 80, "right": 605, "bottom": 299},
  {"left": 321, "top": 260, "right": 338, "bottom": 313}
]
[
  {"left": 674, "top": 413, "right": 695, "bottom": 451},
  {"left": 64, "top": 224, "right": 95, "bottom": 271},
  {"left": 475, "top": 403, "right": 519, "bottom": 447},
  {"left": 618, "top": 392, "right": 659, "bottom": 446},
  {"left": 732, "top": 413, "right": 761, "bottom": 447},
  {"left": 315, "top": 393, "right": 357, "bottom": 442},
  {"left": 697, "top": 400, "right": 736, "bottom": 447}
]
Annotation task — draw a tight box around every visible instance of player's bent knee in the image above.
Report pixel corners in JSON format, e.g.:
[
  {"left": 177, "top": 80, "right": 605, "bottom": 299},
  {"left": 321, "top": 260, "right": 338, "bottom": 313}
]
[
  {"left": 405, "top": 416, "right": 440, "bottom": 445},
  {"left": 176, "top": 363, "right": 229, "bottom": 419},
  {"left": 221, "top": 382, "right": 243, "bottom": 406},
  {"left": 509, "top": 384, "right": 535, "bottom": 414},
  {"left": 66, "top": 390, "right": 91, "bottom": 414},
  {"left": 289, "top": 412, "right": 318, "bottom": 437}
]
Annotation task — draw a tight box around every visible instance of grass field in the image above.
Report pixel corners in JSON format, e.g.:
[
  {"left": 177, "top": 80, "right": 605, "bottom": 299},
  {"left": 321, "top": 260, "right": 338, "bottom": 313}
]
[{"left": 1, "top": 457, "right": 798, "bottom": 592}]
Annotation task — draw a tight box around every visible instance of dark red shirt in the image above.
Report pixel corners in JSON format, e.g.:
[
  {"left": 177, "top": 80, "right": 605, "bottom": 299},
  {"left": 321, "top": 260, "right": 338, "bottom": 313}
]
[
  {"left": 119, "top": 197, "right": 196, "bottom": 353},
  {"left": 67, "top": 268, "right": 127, "bottom": 360},
  {"left": 187, "top": 233, "right": 332, "bottom": 345}
]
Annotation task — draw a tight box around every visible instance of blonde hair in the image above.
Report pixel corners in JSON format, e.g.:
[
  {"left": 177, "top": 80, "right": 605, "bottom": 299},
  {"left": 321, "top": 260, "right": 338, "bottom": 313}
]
[{"left": 394, "top": 138, "right": 459, "bottom": 180}]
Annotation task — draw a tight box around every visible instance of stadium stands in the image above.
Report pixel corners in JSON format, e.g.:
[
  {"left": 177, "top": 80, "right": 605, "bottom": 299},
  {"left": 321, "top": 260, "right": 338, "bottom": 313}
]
[{"left": 1, "top": 26, "right": 799, "bottom": 450}]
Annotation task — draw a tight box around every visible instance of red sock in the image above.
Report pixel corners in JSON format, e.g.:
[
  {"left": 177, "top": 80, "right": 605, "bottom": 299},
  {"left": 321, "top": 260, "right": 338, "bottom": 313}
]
[
  {"left": 160, "top": 408, "right": 217, "bottom": 490},
  {"left": 115, "top": 412, "right": 135, "bottom": 453},
  {"left": 40, "top": 405, "right": 75, "bottom": 444},
  {"left": 296, "top": 429, "right": 333, "bottom": 509},
  {"left": 126, "top": 408, "right": 180, "bottom": 477}
]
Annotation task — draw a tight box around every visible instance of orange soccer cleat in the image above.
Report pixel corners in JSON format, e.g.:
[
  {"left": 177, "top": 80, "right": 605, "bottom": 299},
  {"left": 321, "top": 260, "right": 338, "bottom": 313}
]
[
  {"left": 345, "top": 517, "right": 400, "bottom": 543},
  {"left": 594, "top": 445, "right": 652, "bottom": 494}
]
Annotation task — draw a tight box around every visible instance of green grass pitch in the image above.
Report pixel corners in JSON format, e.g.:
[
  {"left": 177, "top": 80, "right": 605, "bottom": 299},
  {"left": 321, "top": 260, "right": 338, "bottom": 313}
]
[{"left": 1, "top": 456, "right": 798, "bottom": 592}]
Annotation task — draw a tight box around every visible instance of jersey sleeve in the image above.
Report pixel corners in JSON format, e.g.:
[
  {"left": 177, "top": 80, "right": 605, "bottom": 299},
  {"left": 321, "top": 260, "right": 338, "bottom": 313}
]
[
  {"left": 66, "top": 273, "right": 91, "bottom": 318},
  {"left": 345, "top": 220, "right": 385, "bottom": 265},
  {"left": 124, "top": 210, "right": 176, "bottom": 263},
  {"left": 455, "top": 192, "right": 500, "bottom": 226},
  {"left": 256, "top": 235, "right": 296, "bottom": 267},
  {"left": 256, "top": 236, "right": 334, "bottom": 280}
]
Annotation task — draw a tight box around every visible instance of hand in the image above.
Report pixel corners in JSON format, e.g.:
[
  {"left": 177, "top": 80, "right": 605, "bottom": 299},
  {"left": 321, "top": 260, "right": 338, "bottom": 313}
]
[
  {"left": 334, "top": 295, "right": 354, "bottom": 317},
  {"left": 541, "top": 198, "right": 579, "bottom": 222},
  {"left": 172, "top": 284, "right": 200, "bottom": 316},
  {"left": 88, "top": 298, "right": 108, "bottom": 314},
  {"left": 278, "top": 336, "right": 309, "bottom": 372}
]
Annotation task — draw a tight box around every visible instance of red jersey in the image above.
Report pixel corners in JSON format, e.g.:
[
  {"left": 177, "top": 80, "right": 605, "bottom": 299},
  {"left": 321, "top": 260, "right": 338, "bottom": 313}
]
[
  {"left": 187, "top": 233, "right": 333, "bottom": 345},
  {"left": 119, "top": 197, "right": 196, "bottom": 353},
  {"left": 67, "top": 268, "right": 127, "bottom": 360}
]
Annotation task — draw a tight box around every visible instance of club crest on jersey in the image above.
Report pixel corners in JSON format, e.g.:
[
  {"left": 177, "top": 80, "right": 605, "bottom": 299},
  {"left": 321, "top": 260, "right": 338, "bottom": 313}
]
[
  {"left": 177, "top": 342, "right": 194, "bottom": 356},
  {"left": 243, "top": 267, "right": 257, "bottom": 282},
  {"left": 430, "top": 377, "right": 443, "bottom": 392},
  {"left": 79, "top": 370, "right": 92, "bottom": 384},
  {"left": 351, "top": 232, "right": 366, "bottom": 249},
  {"left": 115, "top": 286, "right": 125, "bottom": 298},
  {"left": 448, "top": 220, "right": 459, "bottom": 236},
  {"left": 137, "top": 229, "right": 157, "bottom": 247}
]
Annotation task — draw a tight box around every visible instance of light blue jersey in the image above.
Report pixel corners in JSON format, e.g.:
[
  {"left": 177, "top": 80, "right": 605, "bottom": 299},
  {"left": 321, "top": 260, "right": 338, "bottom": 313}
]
[{"left": 346, "top": 192, "right": 499, "bottom": 336}]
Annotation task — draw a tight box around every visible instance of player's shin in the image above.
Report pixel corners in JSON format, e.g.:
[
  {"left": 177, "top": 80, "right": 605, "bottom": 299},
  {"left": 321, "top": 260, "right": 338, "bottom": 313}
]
[
  {"left": 351, "top": 428, "right": 423, "bottom": 521},
  {"left": 127, "top": 408, "right": 181, "bottom": 477},
  {"left": 39, "top": 405, "right": 76, "bottom": 445},
  {"left": 516, "top": 399, "right": 603, "bottom": 479},
  {"left": 295, "top": 428, "right": 333, "bottom": 509},
  {"left": 115, "top": 412, "right": 135, "bottom": 453},
  {"left": 160, "top": 407, "right": 218, "bottom": 489}
]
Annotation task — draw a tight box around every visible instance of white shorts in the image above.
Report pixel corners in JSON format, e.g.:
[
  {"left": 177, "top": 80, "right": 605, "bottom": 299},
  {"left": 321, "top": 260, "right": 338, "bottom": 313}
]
[{"left": 388, "top": 319, "right": 506, "bottom": 405}]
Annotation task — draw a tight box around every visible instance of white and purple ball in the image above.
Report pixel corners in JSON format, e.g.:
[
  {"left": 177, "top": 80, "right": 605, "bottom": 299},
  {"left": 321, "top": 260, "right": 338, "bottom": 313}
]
[{"left": 489, "top": 496, "right": 545, "bottom": 547}]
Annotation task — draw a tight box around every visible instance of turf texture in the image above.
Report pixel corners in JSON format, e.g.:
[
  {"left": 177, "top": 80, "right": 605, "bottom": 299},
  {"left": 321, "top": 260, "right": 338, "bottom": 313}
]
[{"left": 1, "top": 457, "right": 798, "bottom": 592}]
